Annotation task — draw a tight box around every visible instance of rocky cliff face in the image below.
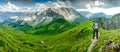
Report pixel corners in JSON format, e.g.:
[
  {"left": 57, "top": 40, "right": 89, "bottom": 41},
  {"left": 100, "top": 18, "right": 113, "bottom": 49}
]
[
  {"left": 46, "top": 7, "right": 80, "bottom": 21},
  {"left": 92, "top": 13, "right": 120, "bottom": 30},
  {"left": 4, "top": 7, "right": 87, "bottom": 26},
  {"left": 109, "top": 13, "right": 120, "bottom": 29}
]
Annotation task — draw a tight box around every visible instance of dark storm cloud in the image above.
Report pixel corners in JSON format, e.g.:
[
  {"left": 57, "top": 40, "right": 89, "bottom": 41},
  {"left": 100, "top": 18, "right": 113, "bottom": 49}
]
[
  {"left": 13, "top": 0, "right": 56, "bottom": 3},
  {"left": 57, "top": 0, "right": 97, "bottom": 8},
  {"left": 103, "top": 0, "right": 120, "bottom": 8},
  {"left": 0, "top": 0, "right": 32, "bottom": 3},
  {"left": 57, "top": 0, "right": 120, "bottom": 9},
  {"left": 0, "top": 0, "right": 56, "bottom": 6},
  {"left": 0, "top": 0, "right": 33, "bottom": 6},
  {"left": 15, "top": 0, "right": 32, "bottom": 3}
]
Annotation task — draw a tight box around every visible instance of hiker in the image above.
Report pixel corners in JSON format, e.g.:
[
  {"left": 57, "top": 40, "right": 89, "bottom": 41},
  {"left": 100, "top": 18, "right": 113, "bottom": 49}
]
[{"left": 92, "top": 22, "right": 101, "bottom": 39}]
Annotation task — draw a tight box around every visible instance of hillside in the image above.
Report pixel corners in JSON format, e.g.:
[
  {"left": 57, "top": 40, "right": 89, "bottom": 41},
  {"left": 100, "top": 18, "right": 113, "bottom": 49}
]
[
  {"left": 0, "top": 0, "right": 120, "bottom": 52},
  {"left": 4, "top": 15, "right": 87, "bottom": 35},
  {"left": 33, "top": 16, "right": 74, "bottom": 35},
  {"left": 8, "top": 16, "right": 74, "bottom": 35},
  {"left": 92, "top": 28, "right": 120, "bottom": 52},
  {"left": 0, "top": 25, "right": 35, "bottom": 52},
  {"left": 2, "top": 8, "right": 88, "bottom": 35},
  {"left": 0, "top": 21, "right": 93, "bottom": 52},
  {"left": 1, "top": 20, "right": 120, "bottom": 52}
]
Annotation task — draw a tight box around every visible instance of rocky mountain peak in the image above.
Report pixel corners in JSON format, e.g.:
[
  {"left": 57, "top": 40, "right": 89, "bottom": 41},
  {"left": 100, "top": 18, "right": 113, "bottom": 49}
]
[{"left": 43, "top": 7, "right": 78, "bottom": 21}]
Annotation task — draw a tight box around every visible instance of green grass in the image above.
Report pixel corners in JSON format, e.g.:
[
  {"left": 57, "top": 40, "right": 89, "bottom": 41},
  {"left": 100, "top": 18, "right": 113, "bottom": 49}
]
[
  {"left": 0, "top": 21, "right": 93, "bottom": 52},
  {"left": 33, "top": 16, "right": 74, "bottom": 35},
  {"left": 41, "top": 21, "right": 93, "bottom": 52},
  {"left": 1, "top": 20, "right": 120, "bottom": 52},
  {"left": 92, "top": 29, "right": 120, "bottom": 52},
  {"left": 11, "top": 16, "right": 74, "bottom": 35}
]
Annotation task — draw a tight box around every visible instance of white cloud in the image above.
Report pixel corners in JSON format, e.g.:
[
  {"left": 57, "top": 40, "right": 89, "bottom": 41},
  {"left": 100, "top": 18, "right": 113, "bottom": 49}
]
[
  {"left": 1, "top": 1, "right": 119, "bottom": 16},
  {"left": 0, "top": 1, "right": 62, "bottom": 12},
  {"left": 76, "top": 7, "right": 120, "bottom": 15},
  {"left": 34, "top": 1, "right": 61, "bottom": 11},
  {"left": 57, "top": 0, "right": 71, "bottom": 8},
  {"left": 95, "top": 1, "right": 100, "bottom": 6},
  {"left": 86, "top": 4, "right": 91, "bottom": 9},
  {"left": 78, "top": 0, "right": 120, "bottom": 15},
  {"left": 46, "top": 1, "right": 61, "bottom": 8},
  {"left": 57, "top": 1, "right": 66, "bottom": 7},
  {"left": 35, "top": 3, "right": 48, "bottom": 11},
  {"left": 0, "top": 2, "right": 48, "bottom": 12},
  {"left": 5, "top": 2, "right": 19, "bottom": 10},
  {"left": 0, "top": 2, "right": 20, "bottom": 12},
  {"left": 33, "top": 2, "right": 62, "bottom": 11}
]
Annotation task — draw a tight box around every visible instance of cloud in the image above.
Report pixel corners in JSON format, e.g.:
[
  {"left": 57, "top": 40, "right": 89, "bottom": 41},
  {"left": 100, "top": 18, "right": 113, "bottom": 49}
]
[
  {"left": 46, "top": 1, "right": 61, "bottom": 8},
  {"left": 35, "top": 3, "right": 48, "bottom": 11},
  {"left": 57, "top": 0, "right": 120, "bottom": 15},
  {"left": 76, "top": 7, "right": 120, "bottom": 15},
  {"left": 34, "top": 1, "right": 61, "bottom": 11},
  {"left": 57, "top": 0, "right": 120, "bottom": 9},
  {"left": 0, "top": 2, "right": 21, "bottom": 12},
  {"left": 0, "top": 0, "right": 119, "bottom": 15},
  {"left": 0, "top": 1, "right": 59, "bottom": 12},
  {"left": 5, "top": 2, "right": 19, "bottom": 10},
  {"left": 0, "top": 1, "right": 62, "bottom": 12},
  {"left": 57, "top": 0, "right": 72, "bottom": 7},
  {"left": 16, "top": 0, "right": 32, "bottom": 3}
]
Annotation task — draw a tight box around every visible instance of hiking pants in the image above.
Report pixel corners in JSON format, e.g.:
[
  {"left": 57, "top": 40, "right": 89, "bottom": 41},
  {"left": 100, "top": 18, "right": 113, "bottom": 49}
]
[{"left": 93, "top": 29, "right": 98, "bottom": 39}]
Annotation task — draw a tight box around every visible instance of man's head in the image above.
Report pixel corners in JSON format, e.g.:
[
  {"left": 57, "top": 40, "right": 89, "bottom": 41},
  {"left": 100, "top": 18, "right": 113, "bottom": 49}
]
[{"left": 94, "top": 23, "right": 99, "bottom": 26}]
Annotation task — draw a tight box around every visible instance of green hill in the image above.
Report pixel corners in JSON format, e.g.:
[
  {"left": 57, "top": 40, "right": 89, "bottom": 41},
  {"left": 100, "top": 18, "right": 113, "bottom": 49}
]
[
  {"left": 6, "top": 16, "right": 74, "bottom": 35},
  {"left": 0, "top": 21, "right": 93, "bottom": 52},
  {"left": 4, "top": 14, "right": 88, "bottom": 35},
  {"left": 40, "top": 21, "right": 93, "bottom": 52},
  {"left": 92, "top": 28, "right": 120, "bottom": 52},
  {"left": 0, "top": 24, "right": 33, "bottom": 52},
  {"left": 0, "top": 20, "right": 120, "bottom": 52},
  {"left": 33, "top": 16, "right": 74, "bottom": 35}
]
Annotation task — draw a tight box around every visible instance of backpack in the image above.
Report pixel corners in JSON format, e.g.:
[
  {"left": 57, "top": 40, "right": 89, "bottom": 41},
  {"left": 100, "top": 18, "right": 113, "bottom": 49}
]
[{"left": 92, "top": 22, "right": 100, "bottom": 29}]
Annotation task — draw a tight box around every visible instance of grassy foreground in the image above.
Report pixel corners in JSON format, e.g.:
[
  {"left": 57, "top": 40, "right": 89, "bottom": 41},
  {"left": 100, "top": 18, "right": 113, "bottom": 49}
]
[
  {"left": 0, "top": 21, "right": 93, "bottom": 52},
  {"left": 0, "top": 21, "right": 120, "bottom": 52}
]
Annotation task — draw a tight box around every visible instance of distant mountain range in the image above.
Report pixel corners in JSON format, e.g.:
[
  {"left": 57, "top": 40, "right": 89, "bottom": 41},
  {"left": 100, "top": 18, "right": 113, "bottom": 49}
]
[
  {"left": 0, "top": 12, "right": 23, "bottom": 22},
  {"left": 89, "top": 12, "right": 112, "bottom": 18},
  {"left": 1, "top": 7, "right": 120, "bottom": 31},
  {"left": 3, "top": 7, "right": 87, "bottom": 26},
  {"left": 80, "top": 11, "right": 93, "bottom": 18},
  {"left": 80, "top": 11, "right": 112, "bottom": 19},
  {"left": 2, "top": 7, "right": 88, "bottom": 34},
  {"left": 1, "top": 8, "right": 114, "bottom": 25}
]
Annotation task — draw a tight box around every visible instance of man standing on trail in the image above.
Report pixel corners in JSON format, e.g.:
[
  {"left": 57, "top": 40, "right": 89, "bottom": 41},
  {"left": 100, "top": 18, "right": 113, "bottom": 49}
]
[{"left": 92, "top": 22, "right": 101, "bottom": 39}]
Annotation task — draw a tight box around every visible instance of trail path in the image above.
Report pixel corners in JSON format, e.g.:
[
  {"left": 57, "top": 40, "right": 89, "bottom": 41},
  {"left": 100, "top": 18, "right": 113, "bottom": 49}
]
[{"left": 87, "top": 32, "right": 100, "bottom": 52}]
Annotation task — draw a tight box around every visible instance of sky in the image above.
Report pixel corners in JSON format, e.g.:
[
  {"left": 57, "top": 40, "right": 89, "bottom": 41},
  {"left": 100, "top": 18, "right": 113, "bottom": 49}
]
[{"left": 0, "top": 0, "right": 120, "bottom": 15}]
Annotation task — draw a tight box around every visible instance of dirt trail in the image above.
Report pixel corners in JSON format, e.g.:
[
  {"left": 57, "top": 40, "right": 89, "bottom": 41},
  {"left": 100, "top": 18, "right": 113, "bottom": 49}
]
[
  {"left": 87, "top": 32, "right": 100, "bottom": 52},
  {"left": 87, "top": 39, "right": 97, "bottom": 52}
]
